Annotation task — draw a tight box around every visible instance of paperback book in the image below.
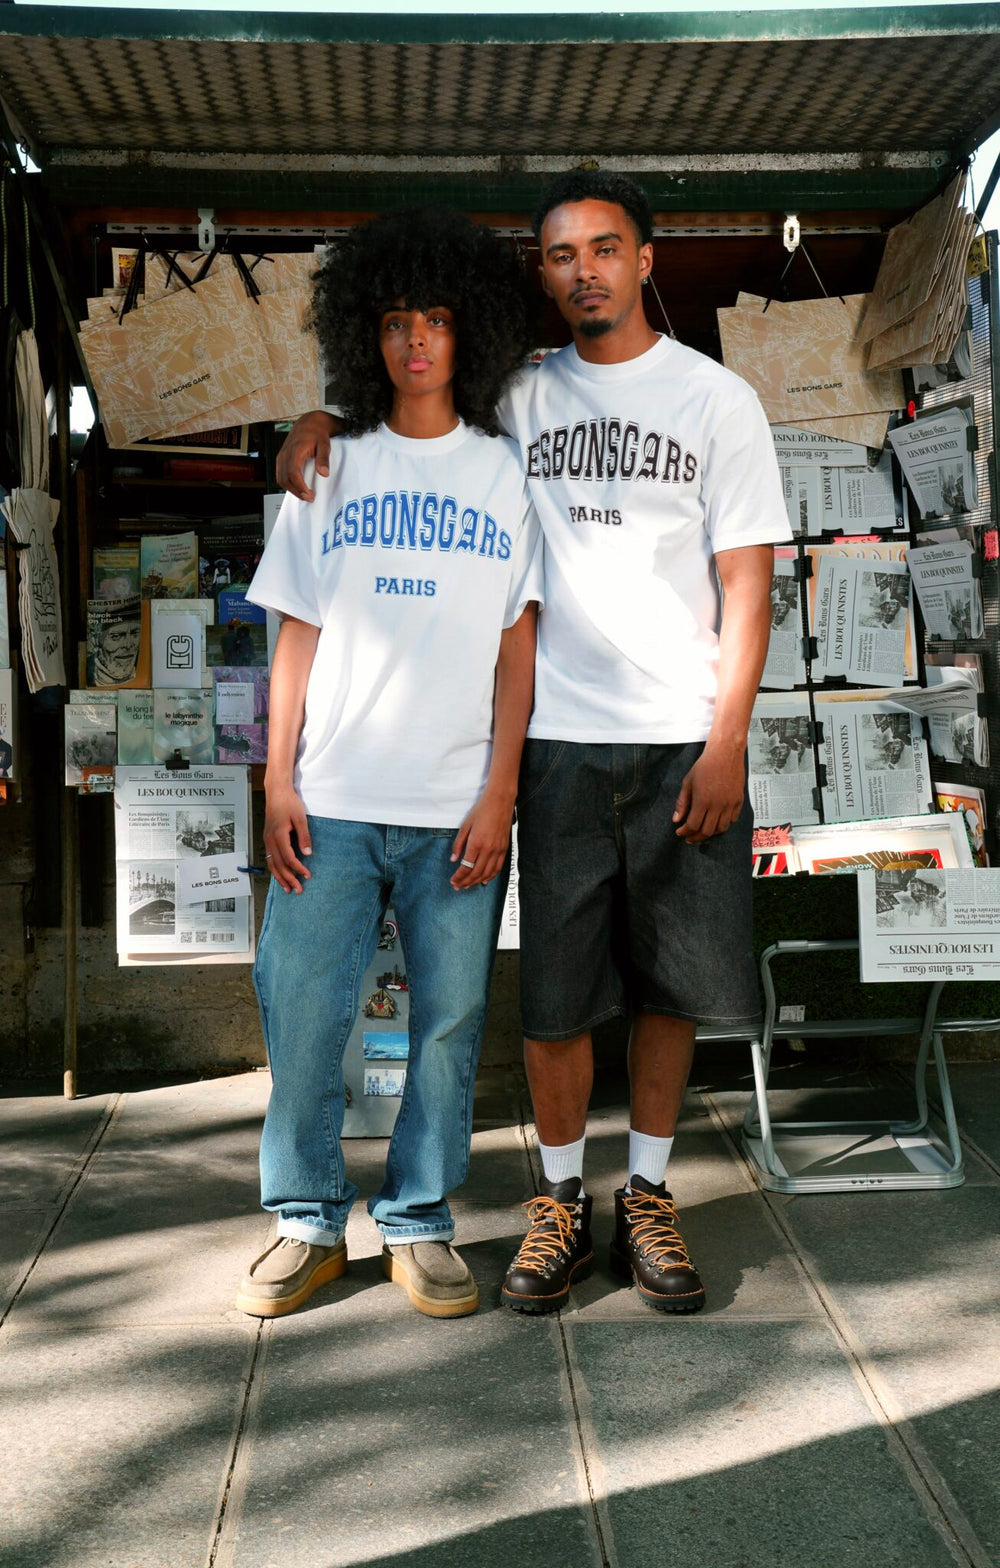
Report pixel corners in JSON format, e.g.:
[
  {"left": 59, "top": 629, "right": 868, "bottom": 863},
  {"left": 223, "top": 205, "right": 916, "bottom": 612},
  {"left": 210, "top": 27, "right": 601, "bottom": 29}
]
[
  {"left": 140, "top": 531, "right": 198, "bottom": 599},
  {"left": 152, "top": 688, "right": 214, "bottom": 764}
]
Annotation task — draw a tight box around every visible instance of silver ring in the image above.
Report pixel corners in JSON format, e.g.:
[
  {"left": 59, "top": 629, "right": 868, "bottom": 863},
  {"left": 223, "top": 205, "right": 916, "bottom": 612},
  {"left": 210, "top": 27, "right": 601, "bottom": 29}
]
[
  {"left": 265, "top": 853, "right": 272, "bottom": 859},
  {"left": 460, "top": 858, "right": 475, "bottom": 868}
]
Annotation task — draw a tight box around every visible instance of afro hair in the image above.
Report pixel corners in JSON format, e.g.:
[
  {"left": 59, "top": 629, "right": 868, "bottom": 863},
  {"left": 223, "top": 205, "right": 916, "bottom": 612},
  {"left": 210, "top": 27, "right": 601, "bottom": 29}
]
[
  {"left": 532, "top": 171, "right": 653, "bottom": 247},
  {"left": 310, "top": 207, "right": 532, "bottom": 437}
]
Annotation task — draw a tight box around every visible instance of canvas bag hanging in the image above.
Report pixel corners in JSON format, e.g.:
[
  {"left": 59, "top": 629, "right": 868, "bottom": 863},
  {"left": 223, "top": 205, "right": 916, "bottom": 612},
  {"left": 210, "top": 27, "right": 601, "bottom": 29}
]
[{"left": 78, "top": 241, "right": 275, "bottom": 447}]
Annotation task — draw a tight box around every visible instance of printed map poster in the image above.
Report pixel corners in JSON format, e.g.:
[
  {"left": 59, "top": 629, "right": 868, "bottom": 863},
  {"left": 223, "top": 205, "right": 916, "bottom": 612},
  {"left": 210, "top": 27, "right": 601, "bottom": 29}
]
[{"left": 859, "top": 867, "right": 1000, "bottom": 982}]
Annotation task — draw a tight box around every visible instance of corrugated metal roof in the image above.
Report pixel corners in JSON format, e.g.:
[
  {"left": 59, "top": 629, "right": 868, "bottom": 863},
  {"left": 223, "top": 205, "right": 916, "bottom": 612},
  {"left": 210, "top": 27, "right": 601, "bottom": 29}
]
[{"left": 1, "top": 5, "right": 999, "bottom": 166}]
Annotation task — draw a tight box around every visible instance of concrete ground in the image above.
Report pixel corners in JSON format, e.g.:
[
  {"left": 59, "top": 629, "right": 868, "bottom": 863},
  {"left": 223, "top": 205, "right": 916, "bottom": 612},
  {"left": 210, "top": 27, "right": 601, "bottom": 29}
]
[{"left": 2, "top": 1046, "right": 1000, "bottom": 1568}]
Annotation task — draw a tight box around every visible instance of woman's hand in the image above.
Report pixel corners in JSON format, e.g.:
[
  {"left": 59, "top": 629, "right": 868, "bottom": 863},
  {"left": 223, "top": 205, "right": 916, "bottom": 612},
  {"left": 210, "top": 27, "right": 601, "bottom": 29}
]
[
  {"left": 264, "top": 786, "right": 313, "bottom": 893},
  {"left": 449, "top": 789, "right": 515, "bottom": 889},
  {"left": 275, "top": 411, "right": 339, "bottom": 501}
]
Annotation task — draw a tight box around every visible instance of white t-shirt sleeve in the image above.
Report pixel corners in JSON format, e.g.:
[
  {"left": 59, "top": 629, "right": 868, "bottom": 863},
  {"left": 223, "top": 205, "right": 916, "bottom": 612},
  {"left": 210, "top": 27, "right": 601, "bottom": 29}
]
[
  {"left": 495, "top": 362, "right": 536, "bottom": 439},
  {"left": 503, "top": 492, "right": 545, "bottom": 629},
  {"left": 702, "top": 394, "right": 793, "bottom": 554},
  {"left": 245, "top": 489, "right": 323, "bottom": 627}
]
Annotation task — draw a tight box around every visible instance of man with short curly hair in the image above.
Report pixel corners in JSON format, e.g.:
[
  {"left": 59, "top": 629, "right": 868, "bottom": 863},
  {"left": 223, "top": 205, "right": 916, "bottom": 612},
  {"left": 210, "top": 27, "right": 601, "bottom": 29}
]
[
  {"left": 279, "top": 173, "right": 791, "bottom": 1317},
  {"left": 235, "top": 209, "right": 542, "bottom": 1321}
]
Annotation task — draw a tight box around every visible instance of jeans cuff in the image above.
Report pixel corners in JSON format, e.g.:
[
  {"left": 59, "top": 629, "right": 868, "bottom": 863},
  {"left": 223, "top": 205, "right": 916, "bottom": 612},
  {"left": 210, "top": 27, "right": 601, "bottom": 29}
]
[
  {"left": 276, "top": 1217, "right": 346, "bottom": 1247},
  {"left": 378, "top": 1224, "right": 455, "bottom": 1245}
]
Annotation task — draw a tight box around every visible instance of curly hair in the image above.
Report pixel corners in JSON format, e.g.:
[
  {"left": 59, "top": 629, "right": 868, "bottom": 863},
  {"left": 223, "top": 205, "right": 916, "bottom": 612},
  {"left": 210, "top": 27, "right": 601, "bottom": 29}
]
[
  {"left": 309, "top": 208, "right": 531, "bottom": 437},
  {"left": 532, "top": 171, "right": 653, "bottom": 246}
]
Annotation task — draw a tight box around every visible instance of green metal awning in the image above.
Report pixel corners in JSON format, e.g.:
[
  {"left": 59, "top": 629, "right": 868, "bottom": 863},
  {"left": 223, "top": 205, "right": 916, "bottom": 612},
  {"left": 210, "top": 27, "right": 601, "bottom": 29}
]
[{"left": 3, "top": 5, "right": 1000, "bottom": 212}]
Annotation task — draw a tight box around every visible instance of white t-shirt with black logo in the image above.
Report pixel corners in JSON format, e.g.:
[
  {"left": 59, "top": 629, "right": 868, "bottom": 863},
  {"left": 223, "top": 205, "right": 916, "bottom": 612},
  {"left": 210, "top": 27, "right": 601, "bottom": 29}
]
[
  {"left": 247, "top": 420, "right": 543, "bottom": 827},
  {"left": 498, "top": 335, "right": 792, "bottom": 743}
]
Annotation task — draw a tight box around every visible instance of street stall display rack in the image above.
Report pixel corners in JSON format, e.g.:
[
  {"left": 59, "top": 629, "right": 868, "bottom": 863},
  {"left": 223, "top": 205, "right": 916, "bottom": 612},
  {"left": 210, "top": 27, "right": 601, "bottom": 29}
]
[{"left": 2, "top": 5, "right": 1000, "bottom": 1113}]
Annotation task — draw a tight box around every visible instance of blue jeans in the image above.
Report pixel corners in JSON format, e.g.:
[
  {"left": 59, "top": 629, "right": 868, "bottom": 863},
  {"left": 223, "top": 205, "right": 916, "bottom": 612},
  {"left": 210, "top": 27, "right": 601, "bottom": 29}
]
[{"left": 253, "top": 816, "right": 506, "bottom": 1246}]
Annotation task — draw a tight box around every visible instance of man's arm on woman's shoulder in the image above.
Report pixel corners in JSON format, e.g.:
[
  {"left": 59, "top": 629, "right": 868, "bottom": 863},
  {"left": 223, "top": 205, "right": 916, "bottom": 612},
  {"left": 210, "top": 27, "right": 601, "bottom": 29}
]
[{"left": 276, "top": 410, "right": 343, "bottom": 500}]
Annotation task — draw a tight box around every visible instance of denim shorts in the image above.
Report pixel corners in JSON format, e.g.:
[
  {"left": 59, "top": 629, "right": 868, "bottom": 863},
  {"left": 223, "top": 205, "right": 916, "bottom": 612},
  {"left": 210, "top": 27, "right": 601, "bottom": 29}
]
[{"left": 517, "top": 739, "right": 761, "bottom": 1040}]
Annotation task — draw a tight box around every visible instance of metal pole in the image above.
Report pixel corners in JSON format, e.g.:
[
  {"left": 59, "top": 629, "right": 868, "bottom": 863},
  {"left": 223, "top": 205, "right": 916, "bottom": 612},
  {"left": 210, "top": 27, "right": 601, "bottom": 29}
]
[{"left": 55, "top": 326, "right": 78, "bottom": 1099}]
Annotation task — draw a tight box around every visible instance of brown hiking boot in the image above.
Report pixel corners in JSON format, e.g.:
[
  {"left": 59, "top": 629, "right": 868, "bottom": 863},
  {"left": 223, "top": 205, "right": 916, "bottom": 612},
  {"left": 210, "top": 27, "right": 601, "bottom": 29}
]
[
  {"left": 500, "top": 1177, "right": 594, "bottom": 1314},
  {"left": 610, "top": 1176, "right": 705, "bottom": 1313}
]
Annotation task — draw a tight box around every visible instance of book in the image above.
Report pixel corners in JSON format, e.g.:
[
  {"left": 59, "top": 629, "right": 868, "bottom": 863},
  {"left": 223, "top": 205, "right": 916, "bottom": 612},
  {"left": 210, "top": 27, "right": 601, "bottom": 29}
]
[
  {"left": 0, "top": 665, "right": 16, "bottom": 779},
  {"left": 206, "top": 621, "right": 268, "bottom": 667},
  {"left": 118, "top": 689, "right": 155, "bottom": 764},
  {"left": 93, "top": 544, "right": 140, "bottom": 599},
  {"left": 86, "top": 596, "right": 146, "bottom": 688},
  {"left": 933, "top": 782, "right": 989, "bottom": 867},
  {"left": 198, "top": 519, "right": 263, "bottom": 606},
  {"left": 152, "top": 688, "right": 214, "bottom": 764},
  {"left": 150, "top": 600, "right": 214, "bottom": 688},
  {"left": 0, "top": 564, "right": 9, "bottom": 667},
  {"left": 140, "top": 531, "right": 198, "bottom": 599},
  {"left": 213, "top": 665, "right": 269, "bottom": 763},
  {"left": 65, "top": 701, "right": 117, "bottom": 787}
]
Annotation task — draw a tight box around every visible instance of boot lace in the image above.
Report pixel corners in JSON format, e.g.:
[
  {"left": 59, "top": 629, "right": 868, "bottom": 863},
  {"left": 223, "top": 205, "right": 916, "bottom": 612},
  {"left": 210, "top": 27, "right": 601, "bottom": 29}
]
[
  {"left": 511, "top": 1195, "right": 577, "bottom": 1273},
  {"left": 624, "top": 1191, "right": 692, "bottom": 1272}
]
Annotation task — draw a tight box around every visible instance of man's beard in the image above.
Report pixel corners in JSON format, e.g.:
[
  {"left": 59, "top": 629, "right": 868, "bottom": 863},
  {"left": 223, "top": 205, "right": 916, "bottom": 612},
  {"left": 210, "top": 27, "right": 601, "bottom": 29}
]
[{"left": 576, "top": 315, "right": 615, "bottom": 339}]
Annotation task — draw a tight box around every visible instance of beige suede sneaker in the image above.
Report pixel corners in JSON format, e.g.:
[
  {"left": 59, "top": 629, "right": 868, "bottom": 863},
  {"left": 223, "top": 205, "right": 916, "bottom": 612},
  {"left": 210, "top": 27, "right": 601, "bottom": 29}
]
[
  {"left": 382, "top": 1241, "right": 479, "bottom": 1318},
  {"left": 236, "top": 1235, "right": 347, "bottom": 1318}
]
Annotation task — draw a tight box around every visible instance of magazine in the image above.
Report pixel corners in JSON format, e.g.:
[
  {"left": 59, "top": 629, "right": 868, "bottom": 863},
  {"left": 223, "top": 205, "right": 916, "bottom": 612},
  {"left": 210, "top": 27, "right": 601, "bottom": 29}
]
[
  {"left": 934, "top": 781, "right": 989, "bottom": 867},
  {"left": 815, "top": 697, "right": 931, "bottom": 822},
  {"left": 113, "top": 764, "right": 253, "bottom": 962}
]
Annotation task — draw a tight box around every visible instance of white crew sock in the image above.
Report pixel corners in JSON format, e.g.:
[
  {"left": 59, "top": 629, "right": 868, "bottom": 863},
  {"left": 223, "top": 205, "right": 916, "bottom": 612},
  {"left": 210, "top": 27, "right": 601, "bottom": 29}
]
[
  {"left": 537, "top": 1134, "right": 586, "bottom": 1191},
  {"left": 627, "top": 1129, "right": 674, "bottom": 1190}
]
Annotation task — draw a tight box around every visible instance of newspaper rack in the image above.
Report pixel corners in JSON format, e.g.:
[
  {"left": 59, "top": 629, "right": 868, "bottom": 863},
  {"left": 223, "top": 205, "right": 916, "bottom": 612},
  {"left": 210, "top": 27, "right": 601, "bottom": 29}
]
[{"left": 730, "top": 938, "right": 1000, "bottom": 1194}]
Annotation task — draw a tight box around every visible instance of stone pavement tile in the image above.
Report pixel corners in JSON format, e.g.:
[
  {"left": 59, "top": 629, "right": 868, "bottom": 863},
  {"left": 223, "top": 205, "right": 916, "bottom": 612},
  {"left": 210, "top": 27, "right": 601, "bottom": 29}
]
[
  {"left": 0, "top": 1090, "right": 114, "bottom": 1205},
  {"left": 5, "top": 1076, "right": 272, "bottom": 1331},
  {"left": 774, "top": 1186, "right": 1000, "bottom": 1561},
  {"left": 568, "top": 1320, "right": 960, "bottom": 1568},
  {"left": 223, "top": 1312, "right": 598, "bottom": 1568},
  {"left": 0, "top": 1207, "right": 52, "bottom": 1316},
  {"left": 0, "top": 1324, "right": 253, "bottom": 1568},
  {"left": 561, "top": 1099, "right": 821, "bottom": 1322}
]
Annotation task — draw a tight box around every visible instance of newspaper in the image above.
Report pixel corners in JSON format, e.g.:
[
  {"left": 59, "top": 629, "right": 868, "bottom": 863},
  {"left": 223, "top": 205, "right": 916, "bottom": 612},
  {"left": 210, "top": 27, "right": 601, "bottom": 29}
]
[
  {"left": 886, "top": 404, "right": 977, "bottom": 519},
  {"left": 770, "top": 427, "right": 871, "bottom": 467},
  {"left": 814, "top": 555, "right": 909, "bottom": 685},
  {"left": 806, "top": 542, "right": 917, "bottom": 680},
  {"left": 2, "top": 486, "right": 66, "bottom": 691},
  {"left": 816, "top": 699, "right": 931, "bottom": 822},
  {"left": 761, "top": 558, "right": 805, "bottom": 690},
  {"left": 113, "top": 764, "right": 253, "bottom": 962},
  {"left": 882, "top": 663, "right": 987, "bottom": 768},
  {"left": 748, "top": 694, "right": 819, "bottom": 827},
  {"left": 858, "top": 867, "right": 1000, "bottom": 982},
  {"left": 906, "top": 539, "right": 983, "bottom": 642}
]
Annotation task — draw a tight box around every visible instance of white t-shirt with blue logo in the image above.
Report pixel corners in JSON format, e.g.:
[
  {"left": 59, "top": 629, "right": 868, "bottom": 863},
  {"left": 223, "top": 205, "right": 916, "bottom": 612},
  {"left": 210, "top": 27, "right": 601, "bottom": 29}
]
[
  {"left": 247, "top": 420, "right": 543, "bottom": 827},
  {"left": 498, "top": 335, "right": 792, "bottom": 743}
]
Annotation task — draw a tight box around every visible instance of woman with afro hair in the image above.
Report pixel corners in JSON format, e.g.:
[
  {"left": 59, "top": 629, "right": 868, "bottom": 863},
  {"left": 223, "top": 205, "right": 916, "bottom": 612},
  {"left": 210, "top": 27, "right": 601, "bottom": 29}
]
[{"left": 238, "top": 208, "right": 543, "bottom": 1323}]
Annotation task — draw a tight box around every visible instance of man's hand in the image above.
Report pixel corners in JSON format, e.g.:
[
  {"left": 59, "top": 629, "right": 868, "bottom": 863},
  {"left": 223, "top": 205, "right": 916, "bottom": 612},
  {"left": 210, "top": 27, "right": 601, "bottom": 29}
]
[
  {"left": 275, "top": 410, "right": 338, "bottom": 501},
  {"left": 673, "top": 743, "right": 745, "bottom": 844},
  {"left": 264, "top": 785, "right": 313, "bottom": 893},
  {"left": 449, "top": 789, "right": 515, "bottom": 889}
]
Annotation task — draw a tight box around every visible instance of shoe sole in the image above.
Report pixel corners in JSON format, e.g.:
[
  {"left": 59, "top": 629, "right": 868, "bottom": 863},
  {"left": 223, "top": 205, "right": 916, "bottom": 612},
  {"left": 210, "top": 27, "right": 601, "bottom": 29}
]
[
  {"left": 235, "top": 1247, "right": 348, "bottom": 1318},
  {"left": 609, "top": 1243, "right": 706, "bottom": 1315},
  {"left": 382, "top": 1252, "right": 479, "bottom": 1318},
  {"left": 500, "top": 1252, "right": 595, "bottom": 1314}
]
